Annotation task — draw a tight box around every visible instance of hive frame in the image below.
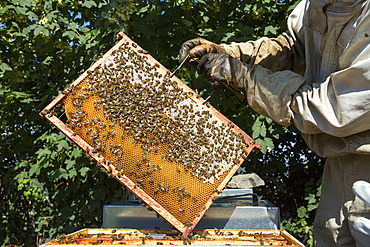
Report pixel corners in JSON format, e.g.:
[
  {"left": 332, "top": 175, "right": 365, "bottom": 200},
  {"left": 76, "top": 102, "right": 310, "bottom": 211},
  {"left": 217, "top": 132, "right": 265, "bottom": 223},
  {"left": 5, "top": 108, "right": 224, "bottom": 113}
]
[
  {"left": 41, "top": 228, "right": 305, "bottom": 246},
  {"left": 40, "top": 32, "right": 261, "bottom": 237}
]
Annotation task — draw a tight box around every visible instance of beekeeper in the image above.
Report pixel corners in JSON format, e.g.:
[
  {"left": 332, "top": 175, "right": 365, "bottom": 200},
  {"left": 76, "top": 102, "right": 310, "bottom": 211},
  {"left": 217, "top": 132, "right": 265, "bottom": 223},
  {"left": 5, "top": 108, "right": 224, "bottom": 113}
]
[{"left": 179, "top": 0, "right": 370, "bottom": 246}]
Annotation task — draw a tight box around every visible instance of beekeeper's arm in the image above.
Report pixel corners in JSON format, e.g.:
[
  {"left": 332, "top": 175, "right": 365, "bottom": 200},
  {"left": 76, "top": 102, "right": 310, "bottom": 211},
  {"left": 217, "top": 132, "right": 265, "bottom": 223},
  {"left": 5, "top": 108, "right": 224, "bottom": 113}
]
[{"left": 192, "top": 1, "right": 370, "bottom": 139}]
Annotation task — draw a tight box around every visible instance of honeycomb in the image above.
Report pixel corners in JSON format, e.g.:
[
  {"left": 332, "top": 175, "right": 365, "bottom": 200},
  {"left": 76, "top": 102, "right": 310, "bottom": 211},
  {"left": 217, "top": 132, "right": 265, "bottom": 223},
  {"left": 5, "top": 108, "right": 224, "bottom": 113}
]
[
  {"left": 46, "top": 33, "right": 259, "bottom": 235},
  {"left": 45, "top": 229, "right": 304, "bottom": 246}
]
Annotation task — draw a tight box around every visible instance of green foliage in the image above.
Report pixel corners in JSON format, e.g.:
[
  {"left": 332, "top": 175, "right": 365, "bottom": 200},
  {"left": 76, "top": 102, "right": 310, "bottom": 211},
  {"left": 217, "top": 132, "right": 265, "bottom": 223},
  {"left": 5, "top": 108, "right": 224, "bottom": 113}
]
[
  {"left": 1, "top": 0, "right": 323, "bottom": 246},
  {"left": 281, "top": 182, "right": 321, "bottom": 246},
  {"left": 1, "top": 0, "right": 124, "bottom": 245}
]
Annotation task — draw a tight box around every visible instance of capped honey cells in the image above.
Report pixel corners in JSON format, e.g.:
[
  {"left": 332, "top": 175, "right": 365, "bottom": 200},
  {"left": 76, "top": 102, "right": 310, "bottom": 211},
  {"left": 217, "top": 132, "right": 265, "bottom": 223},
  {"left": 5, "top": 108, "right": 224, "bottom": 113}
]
[{"left": 61, "top": 38, "right": 254, "bottom": 227}]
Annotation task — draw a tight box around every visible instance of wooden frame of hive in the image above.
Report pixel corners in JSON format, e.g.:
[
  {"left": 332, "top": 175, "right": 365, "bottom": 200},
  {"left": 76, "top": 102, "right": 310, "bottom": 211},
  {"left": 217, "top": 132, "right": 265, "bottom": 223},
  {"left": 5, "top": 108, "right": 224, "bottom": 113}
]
[
  {"left": 40, "top": 32, "right": 262, "bottom": 237},
  {"left": 42, "top": 228, "right": 305, "bottom": 246}
]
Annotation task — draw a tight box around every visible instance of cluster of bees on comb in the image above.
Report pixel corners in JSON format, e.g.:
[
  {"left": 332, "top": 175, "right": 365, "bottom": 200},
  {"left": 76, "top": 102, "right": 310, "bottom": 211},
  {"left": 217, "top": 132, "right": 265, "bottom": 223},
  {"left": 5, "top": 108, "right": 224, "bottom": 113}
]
[
  {"left": 51, "top": 229, "right": 293, "bottom": 246},
  {"left": 64, "top": 41, "right": 249, "bottom": 183},
  {"left": 62, "top": 41, "right": 250, "bottom": 218}
]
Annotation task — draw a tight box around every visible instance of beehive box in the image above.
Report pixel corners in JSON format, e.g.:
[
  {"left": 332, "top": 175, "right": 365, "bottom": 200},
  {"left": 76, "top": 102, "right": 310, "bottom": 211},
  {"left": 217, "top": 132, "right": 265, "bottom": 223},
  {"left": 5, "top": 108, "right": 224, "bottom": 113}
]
[
  {"left": 42, "top": 228, "right": 305, "bottom": 246},
  {"left": 40, "top": 32, "right": 261, "bottom": 237}
]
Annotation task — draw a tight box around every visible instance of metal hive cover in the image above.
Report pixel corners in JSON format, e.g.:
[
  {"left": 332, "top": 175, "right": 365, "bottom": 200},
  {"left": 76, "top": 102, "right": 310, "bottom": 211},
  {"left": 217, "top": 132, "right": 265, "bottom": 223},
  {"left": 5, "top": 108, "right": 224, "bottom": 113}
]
[{"left": 40, "top": 32, "right": 261, "bottom": 237}]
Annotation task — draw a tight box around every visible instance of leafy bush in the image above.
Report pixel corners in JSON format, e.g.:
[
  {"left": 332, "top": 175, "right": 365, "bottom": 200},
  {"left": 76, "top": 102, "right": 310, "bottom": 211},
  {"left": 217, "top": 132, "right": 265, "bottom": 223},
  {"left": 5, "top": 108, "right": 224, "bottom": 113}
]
[{"left": 1, "top": 0, "right": 322, "bottom": 246}]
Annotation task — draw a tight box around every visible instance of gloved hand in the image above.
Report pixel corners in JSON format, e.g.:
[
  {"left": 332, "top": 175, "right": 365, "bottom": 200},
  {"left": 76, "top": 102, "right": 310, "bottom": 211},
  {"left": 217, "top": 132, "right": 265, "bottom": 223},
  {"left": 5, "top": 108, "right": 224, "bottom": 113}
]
[
  {"left": 196, "top": 53, "right": 248, "bottom": 92},
  {"left": 179, "top": 38, "right": 226, "bottom": 69},
  {"left": 352, "top": 181, "right": 370, "bottom": 246},
  {"left": 353, "top": 181, "right": 370, "bottom": 206}
]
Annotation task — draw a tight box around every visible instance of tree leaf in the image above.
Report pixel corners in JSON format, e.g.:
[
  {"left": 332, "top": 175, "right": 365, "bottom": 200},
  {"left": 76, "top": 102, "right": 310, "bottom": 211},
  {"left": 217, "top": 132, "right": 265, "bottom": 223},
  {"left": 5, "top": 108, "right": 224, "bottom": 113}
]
[
  {"left": 297, "top": 207, "right": 307, "bottom": 218},
  {"left": 252, "top": 126, "right": 260, "bottom": 139},
  {"left": 260, "top": 124, "right": 267, "bottom": 137},
  {"left": 30, "top": 178, "right": 43, "bottom": 190},
  {"left": 62, "top": 30, "right": 78, "bottom": 40},
  {"left": 44, "top": 1, "right": 54, "bottom": 12},
  {"left": 0, "top": 63, "right": 13, "bottom": 73},
  {"left": 83, "top": 0, "right": 97, "bottom": 8},
  {"left": 264, "top": 137, "right": 274, "bottom": 148},
  {"left": 65, "top": 159, "right": 75, "bottom": 170},
  {"left": 29, "top": 163, "right": 40, "bottom": 176},
  {"left": 71, "top": 148, "right": 82, "bottom": 159},
  {"left": 79, "top": 167, "right": 90, "bottom": 176},
  {"left": 57, "top": 140, "right": 69, "bottom": 152},
  {"left": 15, "top": 6, "right": 27, "bottom": 15},
  {"left": 34, "top": 26, "right": 49, "bottom": 37},
  {"left": 51, "top": 168, "right": 69, "bottom": 180},
  {"left": 264, "top": 25, "right": 278, "bottom": 35},
  {"left": 37, "top": 148, "right": 51, "bottom": 159}
]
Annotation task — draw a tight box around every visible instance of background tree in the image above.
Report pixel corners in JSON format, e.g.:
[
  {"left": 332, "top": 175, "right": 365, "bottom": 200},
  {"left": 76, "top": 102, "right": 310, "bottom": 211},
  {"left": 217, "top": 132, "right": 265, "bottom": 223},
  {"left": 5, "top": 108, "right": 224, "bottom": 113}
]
[{"left": 0, "top": 0, "right": 322, "bottom": 246}]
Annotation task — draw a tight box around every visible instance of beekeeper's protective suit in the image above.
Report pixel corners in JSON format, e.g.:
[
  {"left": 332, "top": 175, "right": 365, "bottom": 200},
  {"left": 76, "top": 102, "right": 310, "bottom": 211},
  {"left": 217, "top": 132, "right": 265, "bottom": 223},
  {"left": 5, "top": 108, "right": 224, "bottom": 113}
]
[{"left": 179, "top": 0, "right": 370, "bottom": 246}]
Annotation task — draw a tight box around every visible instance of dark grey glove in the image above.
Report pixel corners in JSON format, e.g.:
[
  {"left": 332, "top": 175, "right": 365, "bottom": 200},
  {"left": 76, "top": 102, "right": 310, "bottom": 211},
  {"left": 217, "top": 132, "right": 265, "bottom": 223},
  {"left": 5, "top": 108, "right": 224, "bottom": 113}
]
[
  {"left": 179, "top": 38, "right": 226, "bottom": 69},
  {"left": 197, "top": 53, "right": 248, "bottom": 93}
]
